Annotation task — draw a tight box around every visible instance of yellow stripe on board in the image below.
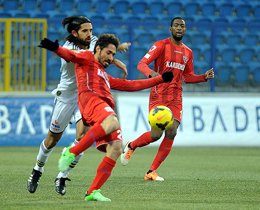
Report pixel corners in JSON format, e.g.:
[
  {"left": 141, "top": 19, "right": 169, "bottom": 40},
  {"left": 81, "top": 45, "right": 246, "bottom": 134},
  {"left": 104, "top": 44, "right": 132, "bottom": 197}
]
[
  {"left": 13, "top": 22, "right": 18, "bottom": 90},
  {"left": 0, "top": 18, "right": 47, "bottom": 91},
  {"left": 3, "top": 20, "right": 12, "bottom": 91}
]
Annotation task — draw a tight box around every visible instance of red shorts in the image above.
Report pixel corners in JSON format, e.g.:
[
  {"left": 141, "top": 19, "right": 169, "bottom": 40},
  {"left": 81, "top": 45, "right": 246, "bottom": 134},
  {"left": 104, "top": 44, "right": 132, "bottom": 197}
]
[
  {"left": 79, "top": 96, "right": 116, "bottom": 126},
  {"left": 96, "top": 127, "right": 122, "bottom": 152},
  {"left": 78, "top": 96, "right": 122, "bottom": 152},
  {"left": 149, "top": 101, "right": 183, "bottom": 123}
]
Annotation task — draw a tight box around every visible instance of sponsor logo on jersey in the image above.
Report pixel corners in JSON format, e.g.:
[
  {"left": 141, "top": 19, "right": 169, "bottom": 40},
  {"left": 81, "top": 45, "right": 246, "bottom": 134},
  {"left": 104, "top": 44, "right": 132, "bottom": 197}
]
[
  {"left": 144, "top": 45, "right": 157, "bottom": 59},
  {"left": 51, "top": 127, "right": 60, "bottom": 131},
  {"left": 166, "top": 61, "right": 185, "bottom": 70},
  {"left": 51, "top": 123, "right": 60, "bottom": 129},
  {"left": 183, "top": 56, "right": 188, "bottom": 64},
  {"left": 104, "top": 107, "right": 114, "bottom": 112},
  {"left": 97, "top": 68, "right": 110, "bottom": 88},
  {"left": 174, "top": 50, "right": 183, "bottom": 54},
  {"left": 149, "top": 45, "right": 157, "bottom": 52},
  {"left": 51, "top": 120, "right": 60, "bottom": 131},
  {"left": 144, "top": 53, "right": 151, "bottom": 59}
]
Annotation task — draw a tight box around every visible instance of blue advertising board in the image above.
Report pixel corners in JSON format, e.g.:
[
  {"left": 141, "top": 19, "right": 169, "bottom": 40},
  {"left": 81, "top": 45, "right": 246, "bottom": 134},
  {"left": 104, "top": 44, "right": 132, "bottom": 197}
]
[{"left": 0, "top": 97, "right": 76, "bottom": 146}]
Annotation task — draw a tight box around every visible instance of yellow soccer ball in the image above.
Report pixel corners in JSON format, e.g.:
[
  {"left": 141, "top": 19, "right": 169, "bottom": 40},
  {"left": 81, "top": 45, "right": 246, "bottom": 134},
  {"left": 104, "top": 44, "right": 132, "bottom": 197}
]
[{"left": 148, "top": 105, "right": 174, "bottom": 131}]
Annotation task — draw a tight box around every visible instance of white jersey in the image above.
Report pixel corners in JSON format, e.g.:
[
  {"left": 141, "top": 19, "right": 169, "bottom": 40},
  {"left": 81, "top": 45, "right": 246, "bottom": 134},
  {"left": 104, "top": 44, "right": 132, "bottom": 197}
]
[{"left": 51, "top": 35, "right": 98, "bottom": 103}]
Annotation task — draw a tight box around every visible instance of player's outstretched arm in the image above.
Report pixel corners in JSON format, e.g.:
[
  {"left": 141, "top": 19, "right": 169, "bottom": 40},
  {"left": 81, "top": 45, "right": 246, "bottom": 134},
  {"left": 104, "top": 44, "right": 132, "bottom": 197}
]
[
  {"left": 38, "top": 38, "right": 59, "bottom": 51},
  {"left": 183, "top": 67, "right": 214, "bottom": 84},
  {"left": 112, "top": 59, "right": 128, "bottom": 78},
  {"left": 110, "top": 71, "right": 173, "bottom": 91},
  {"left": 204, "top": 68, "right": 214, "bottom": 80},
  {"left": 39, "top": 38, "right": 90, "bottom": 64},
  {"left": 117, "top": 42, "right": 131, "bottom": 53}
]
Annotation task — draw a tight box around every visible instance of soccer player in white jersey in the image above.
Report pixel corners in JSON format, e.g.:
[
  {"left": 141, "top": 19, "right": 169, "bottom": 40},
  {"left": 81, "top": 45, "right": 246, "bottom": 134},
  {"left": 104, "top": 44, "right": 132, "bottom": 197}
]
[{"left": 27, "top": 16, "right": 131, "bottom": 195}]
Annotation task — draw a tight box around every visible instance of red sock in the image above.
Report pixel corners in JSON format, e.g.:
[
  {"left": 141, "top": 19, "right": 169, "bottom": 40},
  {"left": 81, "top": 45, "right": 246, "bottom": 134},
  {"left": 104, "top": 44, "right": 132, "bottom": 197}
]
[
  {"left": 87, "top": 156, "right": 116, "bottom": 194},
  {"left": 150, "top": 137, "right": 173, "bottom": 171},
  {"left": 130, "top": 132, "right": 154, "bottom": 150},
  {"left": 70, "top": 124, "right": 106, "bottom": 157}
]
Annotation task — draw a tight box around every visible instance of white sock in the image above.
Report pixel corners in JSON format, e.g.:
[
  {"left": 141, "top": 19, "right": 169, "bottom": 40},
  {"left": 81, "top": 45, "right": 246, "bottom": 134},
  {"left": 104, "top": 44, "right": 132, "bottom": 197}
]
[
  {"left": 34, "top": 140, "right": 53, "bottom": 173},
  {"left": 57, "top": 139, "right": 84, "bottom": 178}
]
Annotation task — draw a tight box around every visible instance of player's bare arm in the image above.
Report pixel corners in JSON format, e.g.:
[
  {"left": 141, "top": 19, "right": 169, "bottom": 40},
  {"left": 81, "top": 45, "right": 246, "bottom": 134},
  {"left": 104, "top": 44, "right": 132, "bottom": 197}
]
[
  {"left": 149, "top": 71, "right": 161, "bottom": 78},
  {"left": 204, "top": 68, "right": 214, "bottom": 80},
  {"left": 112, "top": 58, "right": 128, "bottom": 78},
  {"left": 117, "top": 42, "right": 131, "bottom": 53},
  {"left": 111, "top": 42, "right": 132, "bottom": 78}
]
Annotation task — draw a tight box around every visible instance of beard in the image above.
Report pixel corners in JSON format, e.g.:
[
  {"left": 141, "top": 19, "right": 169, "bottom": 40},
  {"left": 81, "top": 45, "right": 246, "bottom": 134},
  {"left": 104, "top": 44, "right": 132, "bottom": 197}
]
[
  {"left": 98, "top": 52, "right": 110, "bottom": 68},
  {"left": 77, "top": 37, "right": 90, "bottom": 48},
  {"left": 172, "top": 34, "right": 183, "bottom": 42},
  {"left": 102, "top": 60, "right": 111, "bottom": 68}
]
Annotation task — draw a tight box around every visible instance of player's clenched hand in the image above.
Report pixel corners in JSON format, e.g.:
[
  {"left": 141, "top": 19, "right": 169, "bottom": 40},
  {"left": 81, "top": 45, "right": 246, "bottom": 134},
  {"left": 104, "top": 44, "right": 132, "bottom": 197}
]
[
  {"left": 204, "top": 68, "right": 214, "bottom": 80},
  {"left": 117, "top": 42, "right": 131, "bottom": 53},
  {"left": 161, "top": 71, "right": 174, "bottom": 82},
  {"left": 38, "top": 38, "right": 59, "bottom": 51}
]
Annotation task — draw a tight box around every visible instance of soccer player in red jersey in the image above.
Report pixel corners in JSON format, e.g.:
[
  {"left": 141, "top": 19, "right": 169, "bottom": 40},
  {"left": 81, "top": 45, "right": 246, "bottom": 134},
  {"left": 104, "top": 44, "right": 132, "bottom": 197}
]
[
  {"left": 38, "top": 34, "right": 173, "bottom": 201},
  {"left": 27, "top": 16, "right": 131, "bottom": 196},
  {"left": 121, "top": 17, "right": 215, "bottom": 181}
]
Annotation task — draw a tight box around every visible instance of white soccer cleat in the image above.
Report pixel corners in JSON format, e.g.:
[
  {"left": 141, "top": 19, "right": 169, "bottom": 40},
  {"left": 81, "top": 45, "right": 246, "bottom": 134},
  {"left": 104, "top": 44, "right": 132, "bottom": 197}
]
[{"left": 120, "top": 140, "right": 134, "bottom": 166}]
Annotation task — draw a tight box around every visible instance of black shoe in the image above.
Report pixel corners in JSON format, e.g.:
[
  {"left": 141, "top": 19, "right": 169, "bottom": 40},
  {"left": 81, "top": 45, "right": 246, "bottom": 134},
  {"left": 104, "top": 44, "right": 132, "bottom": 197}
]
[
  {"left": 27, "top": 169, "right": 42, "bottom": 193},
  {"left": 54, "top": 177, "right": 71, "bottom": 196}
]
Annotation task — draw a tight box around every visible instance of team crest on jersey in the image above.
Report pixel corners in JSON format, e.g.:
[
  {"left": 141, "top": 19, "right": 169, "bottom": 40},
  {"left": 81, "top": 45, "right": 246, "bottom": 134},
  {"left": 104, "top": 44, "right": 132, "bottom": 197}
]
[
  {"left": 183, "top": 56, "right": 188, "bottom": 64},
  {"left": 149, "top": 45, "right": 157, "bottom": 52}
]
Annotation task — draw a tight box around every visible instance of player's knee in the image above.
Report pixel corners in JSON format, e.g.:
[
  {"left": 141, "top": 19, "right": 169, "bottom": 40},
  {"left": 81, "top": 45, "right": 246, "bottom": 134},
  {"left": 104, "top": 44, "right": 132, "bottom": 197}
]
[
  {"left": 114, "top": 144, "right": 122, "bottom": 157},
  {"left": 166, "top": 133, "right": 176, "bottom": 140},
  {"left": 76, "top": 132, "right": 85, "bottom": 141},
  {"left": 102, "top": 115, "right": 120, "bottom": 134},
  {"left": 110, "top": 120, "right": 120, "bottom": 133},
  {"left": 165, "top": 128, "right": 177, "bottom": 140},
  {"left": 151, "top": 133, "right": 162, "bottom": 141},
  {"left": 107, "top": 141, "right": 122, "bottom": 160}
]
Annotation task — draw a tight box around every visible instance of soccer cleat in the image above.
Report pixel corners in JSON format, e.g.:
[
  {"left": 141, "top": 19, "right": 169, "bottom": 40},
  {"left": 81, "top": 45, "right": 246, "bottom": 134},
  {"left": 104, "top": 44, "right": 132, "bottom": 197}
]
[
  {"left": 84, "top": 189, "right": 111, "bottom": 202},
  {"left": 54, "top": 177, "right": 71, "bottom": 196},
  {"left": 58, "top": 146, "right": 75, "bottom": 173},
  {"left": 27, "top": 169, "right": 42, "bottom": 193},
  {"left": 120, "top": 140, "right": 134, "bottom": 166},
  {"left": 144, "top": 171, "right": 164, "bottom": 181}
]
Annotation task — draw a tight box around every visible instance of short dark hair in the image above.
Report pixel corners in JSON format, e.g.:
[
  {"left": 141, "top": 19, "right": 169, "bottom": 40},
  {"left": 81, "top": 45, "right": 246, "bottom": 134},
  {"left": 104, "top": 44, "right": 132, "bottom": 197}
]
[
  {"left": 62, "top": 16, "right": 91, "bottom": 43},
  {"left": 94, "top": 34, "right": 120, "bottom": 54},
  {"left": 171, "top": 17, "right": 186, "bottom": 27}
]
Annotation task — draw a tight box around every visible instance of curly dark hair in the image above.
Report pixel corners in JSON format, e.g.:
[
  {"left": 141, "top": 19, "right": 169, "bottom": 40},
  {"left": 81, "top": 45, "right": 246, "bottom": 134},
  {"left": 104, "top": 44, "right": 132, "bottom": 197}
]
[
  {"left": 94, "top": 34, "right": 120, "bottom": 54},
  {"left": 62, "top": 16, "right": 91, "bottom": 43}
]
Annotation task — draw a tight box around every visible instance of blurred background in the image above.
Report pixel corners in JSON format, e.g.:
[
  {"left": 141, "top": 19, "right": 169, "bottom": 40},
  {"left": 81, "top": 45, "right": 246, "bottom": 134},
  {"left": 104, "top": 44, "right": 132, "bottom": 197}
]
[
  {"left": 0, "top": 0, "right": 259, "bottom": 146},
  {"left": 0, "top": 0, "right": 260, "bottom": 91}
]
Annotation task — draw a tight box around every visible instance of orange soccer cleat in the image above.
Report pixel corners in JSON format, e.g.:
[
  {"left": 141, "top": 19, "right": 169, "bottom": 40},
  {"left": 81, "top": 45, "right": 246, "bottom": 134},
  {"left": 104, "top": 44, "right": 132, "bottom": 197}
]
[{"left": 144, "top": 171, "right": 164, "bottom": 181}]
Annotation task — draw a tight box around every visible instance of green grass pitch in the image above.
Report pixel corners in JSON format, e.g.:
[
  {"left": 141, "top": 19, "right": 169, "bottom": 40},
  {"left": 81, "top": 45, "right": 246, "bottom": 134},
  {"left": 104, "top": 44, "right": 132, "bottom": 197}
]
[{"left": 0, "top": 146, "right": 259, "bottom": 210}]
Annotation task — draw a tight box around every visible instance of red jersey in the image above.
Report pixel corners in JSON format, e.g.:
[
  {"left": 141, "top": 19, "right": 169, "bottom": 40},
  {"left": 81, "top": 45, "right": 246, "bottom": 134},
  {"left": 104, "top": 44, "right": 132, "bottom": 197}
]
[
  {"left": 54, "top": 46, "right": 165, "bottom": 110},
  {"left": 138, "top": 38, "right": 206, "bottom": 103}
]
